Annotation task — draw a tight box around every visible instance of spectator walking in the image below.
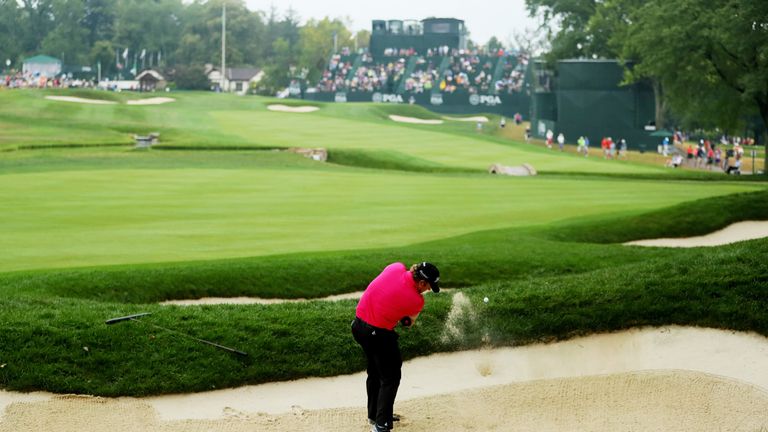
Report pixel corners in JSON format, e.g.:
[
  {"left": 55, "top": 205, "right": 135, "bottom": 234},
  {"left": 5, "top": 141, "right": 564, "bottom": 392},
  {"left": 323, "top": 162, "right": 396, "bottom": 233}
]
[
  {"left": 546, "top": 129, "right": 554, "bottom": 149},
  {"left": 619, "top": 138, "right": 627, "bottom": 159},
  {"left": 557, "top": 133, "right": 565, "bottom": 152}
]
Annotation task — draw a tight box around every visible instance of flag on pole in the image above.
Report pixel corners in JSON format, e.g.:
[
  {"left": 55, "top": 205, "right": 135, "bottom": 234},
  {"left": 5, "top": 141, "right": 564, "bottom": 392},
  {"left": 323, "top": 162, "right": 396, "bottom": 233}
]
[
  {"left": 130, "top": 52, "right": 137, "bottom": 76},
  {"left": 140, "top": 49, "right": 146, "bottom": 60},
  {"left": 122, "top": 48, "right": 129, "bottom": 60}
]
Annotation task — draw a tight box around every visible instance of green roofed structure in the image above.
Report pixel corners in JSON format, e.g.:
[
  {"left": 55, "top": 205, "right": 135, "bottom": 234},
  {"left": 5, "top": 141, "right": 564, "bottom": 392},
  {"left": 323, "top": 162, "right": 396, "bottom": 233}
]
[
  {"left": 369, "top": 18, "right": 467, "bottom": 58},
  {"left": 530, "top": 59, "right": 658, "bottom": 151},
  {"left": 22, "top": 55, "right": 62, "bottom": 78}
]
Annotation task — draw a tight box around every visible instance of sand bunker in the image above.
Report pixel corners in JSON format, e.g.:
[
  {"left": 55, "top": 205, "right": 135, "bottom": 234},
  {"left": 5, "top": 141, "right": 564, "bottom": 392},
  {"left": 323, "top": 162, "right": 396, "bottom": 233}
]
[
  {"left": 388, "top": 115, "right": 444, "bottom": 125},
  {"left": 2, "top": 326, "right": 767, "bottom": 431},
  {"left": 625, "top": 220, "right": 768, "bottom": 247},
  {"left": 44, "top": 96, "right": 116, "bottom": 105},
  {"left": 160, "top": 291, "right": 363, "bottom": 306},
  {"left": 126, "top": 97, "right": 175, "bottom": 105},
  {"left": 442, "top": 116, "right": 489, "bottom": 123},
  {"left": 267, "top": 104, "right": 319, "bottom": 113}
]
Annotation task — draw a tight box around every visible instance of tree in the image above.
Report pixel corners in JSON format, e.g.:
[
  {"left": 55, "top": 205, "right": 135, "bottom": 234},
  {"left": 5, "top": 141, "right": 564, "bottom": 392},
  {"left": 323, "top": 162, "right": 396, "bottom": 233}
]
[
  {"left": 40, "top": 0, "right": 90, "bottom": 65},
  {"left": 82, "top": 0, "right": 116, "bottom": 46},
  {"left": 298, "top": 18, "right": 350, "bottom": 82},
  {"left": 90, "top": 40, "right": 115, "bottom": 76},
  {"left": 353, "top": 29, "right": 370, "bottom": 51},
  {"left": 525, "top": 0, "right": 602, "bottom": 64},
  {"left": 623, "top": 0, "right": 768, "bottom": 169},
  {"left": 173, "top": 64, "right": 209, "bottom": 89},
  {"left": 485, "top": 36, "right": 504, "bottom": 52},
  {"left": 0, "top": 0, "right": 23, "bottom": 68}
]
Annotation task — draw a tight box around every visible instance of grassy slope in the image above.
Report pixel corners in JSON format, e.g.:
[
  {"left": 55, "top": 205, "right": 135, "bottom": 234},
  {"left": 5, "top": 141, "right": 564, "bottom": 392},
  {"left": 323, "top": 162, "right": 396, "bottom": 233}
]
[
  {"left": 0, "top": 148, "right": 761, "bottom": 272},
  {"left": 2, "top": 90, "right": 671, "bottom": 174}
]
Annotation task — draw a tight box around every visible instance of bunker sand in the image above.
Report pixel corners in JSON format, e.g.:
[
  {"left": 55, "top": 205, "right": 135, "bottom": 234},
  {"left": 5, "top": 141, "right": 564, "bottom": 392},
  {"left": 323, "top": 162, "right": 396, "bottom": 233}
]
[
  {"left": 625, "top": 220, "right": 768, "bottom": 247},
  {"left": 388, "top": 115, "right": 444, "bottom": 125},
  {"left": 44, "top": 96, "right": 116, "bottom": 105},
  {"left": 126, "top": 97, "right": 175, "bottom": 105},
  {"left": 267, "top": 104, "right": 320, "bottom": 113},
  {"left": 2, "top": 326, "right": 768, "bottom": 431}
]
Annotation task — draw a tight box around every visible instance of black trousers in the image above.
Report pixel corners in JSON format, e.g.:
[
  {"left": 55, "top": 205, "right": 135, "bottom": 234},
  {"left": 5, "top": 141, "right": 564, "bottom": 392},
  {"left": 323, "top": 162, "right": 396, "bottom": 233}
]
[{"left": 351, "top": 317, "right": 402, "bottom": 430}]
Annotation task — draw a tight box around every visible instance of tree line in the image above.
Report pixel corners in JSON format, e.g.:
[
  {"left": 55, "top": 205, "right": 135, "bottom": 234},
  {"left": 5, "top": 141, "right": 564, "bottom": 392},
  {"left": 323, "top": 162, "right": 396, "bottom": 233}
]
[
  {"left": 0, "top": 0, "right": 369, "bottom": 92},
  {"left": 526, "top": 0, "right": 767, "bottom": 149}
]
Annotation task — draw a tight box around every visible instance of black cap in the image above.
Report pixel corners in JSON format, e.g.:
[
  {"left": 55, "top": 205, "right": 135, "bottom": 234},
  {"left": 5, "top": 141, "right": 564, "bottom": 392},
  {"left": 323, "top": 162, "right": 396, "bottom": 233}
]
[{"left": 415, "top": 262, "right": 440, "bottom": 293}]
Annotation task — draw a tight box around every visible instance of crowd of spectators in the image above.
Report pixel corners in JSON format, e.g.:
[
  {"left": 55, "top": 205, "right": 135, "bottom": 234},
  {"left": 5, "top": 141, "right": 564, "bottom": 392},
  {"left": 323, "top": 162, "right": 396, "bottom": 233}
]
[
  {"left": 2, "top": 72, "right": 94, "bottom": 89},
  {"left": 402, "top": 58, "right": 439, "bottom": 93},
  {"left": 313, "top": 46, "right": 530, "bottom": 94},
  {"left": 316, "top": 46, "right": 528, "bottom": 94},
  {"left": 316, "top": 53, "right": 408, "bottom": 93}
]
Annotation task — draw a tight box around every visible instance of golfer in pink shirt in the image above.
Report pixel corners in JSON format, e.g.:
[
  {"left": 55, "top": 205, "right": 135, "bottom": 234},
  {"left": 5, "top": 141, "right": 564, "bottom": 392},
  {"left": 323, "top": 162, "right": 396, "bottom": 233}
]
[{"left": 352, "top": 262, "right": 440, "bottom": 432}]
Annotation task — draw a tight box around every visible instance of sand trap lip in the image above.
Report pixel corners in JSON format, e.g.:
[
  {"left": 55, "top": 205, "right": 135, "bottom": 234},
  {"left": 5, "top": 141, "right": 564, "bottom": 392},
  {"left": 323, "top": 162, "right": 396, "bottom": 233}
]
[
  {"left": 160, "top": 291, "right": 364, "bottom": 306},
  {"left": 44, "top": 96, "right": 117, "bottom": 105},
  {"left": 266, "top": 104, "right": 319, "bottom": 113},
  {"left": 159, "top": 289, "right": 457, "bottom": 306},
  {"left": 2, "top": 325, "right": 767, "bottom": 426},
  {"left": 388, "top": 115, "right": 444, "bottom": 125},
  {"left": 625, "top": 220, "right": 768, "bottom": 247},
  {"left": 442, "top": 115, "right": 489, "bottom": 122},
  {"left": 125, "top": 97, "right": 175, "bottom": 105}
]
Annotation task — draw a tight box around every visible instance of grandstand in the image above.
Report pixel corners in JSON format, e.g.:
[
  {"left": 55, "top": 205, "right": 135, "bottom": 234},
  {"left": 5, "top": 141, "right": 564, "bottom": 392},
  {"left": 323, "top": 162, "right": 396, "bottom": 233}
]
[{"left": 300, "top": 18, "right": 532, "bottom": 117}]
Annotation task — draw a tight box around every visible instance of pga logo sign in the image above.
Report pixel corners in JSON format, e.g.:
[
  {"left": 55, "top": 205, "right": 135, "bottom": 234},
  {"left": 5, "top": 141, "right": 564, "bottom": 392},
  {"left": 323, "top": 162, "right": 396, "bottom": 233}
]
[
  {"left": 372, "top": 92, "right": 404, "bottom": 103},
  {"left": 469, "top": 94, "right": 503, "bottom": 106}
]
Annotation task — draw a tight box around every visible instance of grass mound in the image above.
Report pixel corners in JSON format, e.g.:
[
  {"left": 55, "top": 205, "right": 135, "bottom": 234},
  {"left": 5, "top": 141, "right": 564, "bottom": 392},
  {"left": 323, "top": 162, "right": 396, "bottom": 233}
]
[
  {"left": 548, "top": 189, "right": 768, "bottom": 243},
  {"left": 326, "top": 148, "right": 472, "bottom": 172},
  {"left": 371, "top": 104, "right": 443, "bottom": 120},
  {"left": 45, "top": 88, "right": 123, "bottom": 102}
]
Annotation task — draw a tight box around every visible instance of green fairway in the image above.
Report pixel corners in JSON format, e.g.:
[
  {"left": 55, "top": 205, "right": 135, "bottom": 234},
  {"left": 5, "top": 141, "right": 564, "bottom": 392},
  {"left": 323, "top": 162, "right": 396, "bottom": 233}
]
[
  {"left": 0, "top": 90, "right": 674, "bottom": 174},
  {"left": 0, "top": 89, "right": 767, "bottom": 397},
  {"left": 0, "top": 147, "right": 760, "bottom": 272}
]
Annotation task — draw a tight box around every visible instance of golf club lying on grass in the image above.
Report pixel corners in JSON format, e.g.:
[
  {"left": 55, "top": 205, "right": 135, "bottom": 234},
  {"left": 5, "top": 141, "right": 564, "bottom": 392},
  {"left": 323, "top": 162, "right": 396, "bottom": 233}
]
[{"left": 105, "top": 312, "right": 248, "bottom": 357}]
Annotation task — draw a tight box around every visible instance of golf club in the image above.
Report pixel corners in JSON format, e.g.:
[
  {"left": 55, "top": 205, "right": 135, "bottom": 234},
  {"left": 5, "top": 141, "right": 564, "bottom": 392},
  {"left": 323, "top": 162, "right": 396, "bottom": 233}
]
[{"left": 105, "top": 312, "right": 248, "bottom": 357}]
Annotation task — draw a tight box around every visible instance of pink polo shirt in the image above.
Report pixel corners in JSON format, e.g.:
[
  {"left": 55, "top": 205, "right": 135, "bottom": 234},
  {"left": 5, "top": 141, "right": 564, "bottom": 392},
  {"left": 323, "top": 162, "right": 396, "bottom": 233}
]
[{"left": 356, "top": 262, "right": 425, "bottom": 330}]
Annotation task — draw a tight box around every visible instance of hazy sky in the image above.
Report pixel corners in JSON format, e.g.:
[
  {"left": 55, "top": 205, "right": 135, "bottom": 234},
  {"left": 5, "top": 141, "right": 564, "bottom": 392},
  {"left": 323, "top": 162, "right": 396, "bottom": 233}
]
[{"left": 244, "top": 0, "right": 540, "bottom": 45}]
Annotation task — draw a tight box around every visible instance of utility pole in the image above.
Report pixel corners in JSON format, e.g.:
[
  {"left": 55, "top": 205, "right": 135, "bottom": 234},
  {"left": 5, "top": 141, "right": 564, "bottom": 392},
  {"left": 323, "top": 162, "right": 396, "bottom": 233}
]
[{"left": 220, "top": 2, "right": 226, "bottom": 92}]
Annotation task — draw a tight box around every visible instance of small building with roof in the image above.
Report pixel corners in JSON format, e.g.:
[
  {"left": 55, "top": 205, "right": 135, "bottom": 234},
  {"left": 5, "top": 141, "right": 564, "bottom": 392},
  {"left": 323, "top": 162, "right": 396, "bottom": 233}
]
[
  {"left": 22, "top": 55, "right": 62, "bottom": 78},
  {"left": 206, "top": 65, "right": 263, "bottom": 95},
  {"left": 136, "top": 70, "right": 166, "bottom": 92}
]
